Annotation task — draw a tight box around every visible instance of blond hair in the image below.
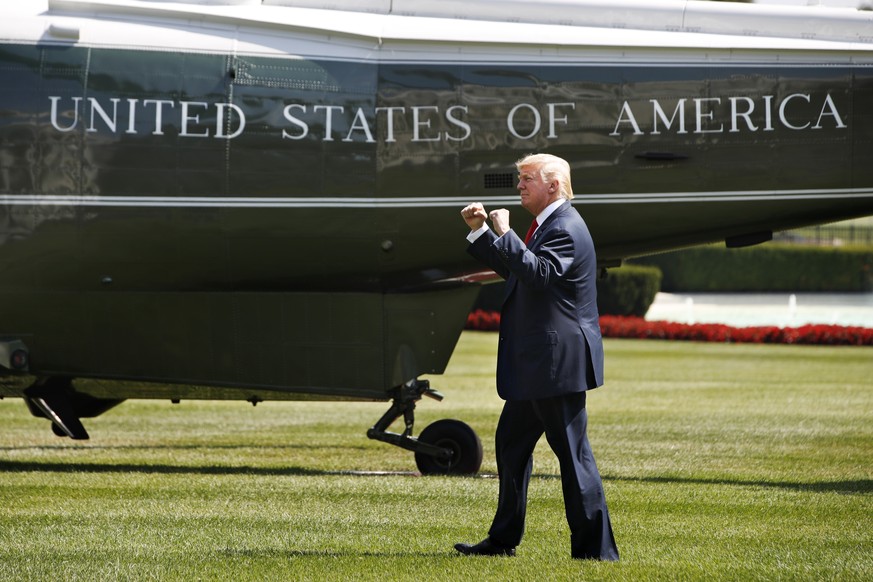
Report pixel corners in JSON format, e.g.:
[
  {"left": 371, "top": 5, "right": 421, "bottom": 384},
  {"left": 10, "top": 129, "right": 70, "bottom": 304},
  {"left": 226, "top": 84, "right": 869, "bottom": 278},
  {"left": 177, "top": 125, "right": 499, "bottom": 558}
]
[{"left": 516, "top": 153, "right": 574, "bottom": 200}]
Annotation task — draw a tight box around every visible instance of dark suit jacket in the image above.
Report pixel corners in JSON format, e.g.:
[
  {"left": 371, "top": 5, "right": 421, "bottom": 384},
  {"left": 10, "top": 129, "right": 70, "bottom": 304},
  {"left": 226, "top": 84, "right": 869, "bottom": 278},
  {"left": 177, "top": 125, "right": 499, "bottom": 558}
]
[{"left": 468, "top": 201, "right": 604, "bottom": 401}]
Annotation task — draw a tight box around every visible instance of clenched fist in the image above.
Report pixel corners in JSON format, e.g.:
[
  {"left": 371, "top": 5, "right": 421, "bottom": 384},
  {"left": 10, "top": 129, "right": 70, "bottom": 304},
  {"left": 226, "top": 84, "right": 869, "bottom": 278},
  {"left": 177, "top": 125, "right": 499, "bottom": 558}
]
[
  {"left": 461, "top": 202, "right": 489, "bottom": 230},
  {"left": 489, "top": 208, "right": 510, "bottom": 236}
]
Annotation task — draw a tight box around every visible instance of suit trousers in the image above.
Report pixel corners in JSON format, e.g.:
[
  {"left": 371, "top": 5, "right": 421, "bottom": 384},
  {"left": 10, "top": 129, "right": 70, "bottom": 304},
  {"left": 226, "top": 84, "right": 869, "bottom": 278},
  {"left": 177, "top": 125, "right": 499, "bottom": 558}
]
[{"left": 487, "top": 391, "right": 619, "bottom": 560}]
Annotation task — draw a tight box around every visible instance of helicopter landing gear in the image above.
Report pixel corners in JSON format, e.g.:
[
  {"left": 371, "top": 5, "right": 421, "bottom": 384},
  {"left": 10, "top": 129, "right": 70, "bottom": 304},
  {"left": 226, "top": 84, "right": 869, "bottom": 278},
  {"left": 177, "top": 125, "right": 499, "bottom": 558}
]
[
  {"left": 414, "top": 418, "right": 482, "bottom": 475},
  {"left": 367, "top": 379, "right": 482, "bottom": 475}
]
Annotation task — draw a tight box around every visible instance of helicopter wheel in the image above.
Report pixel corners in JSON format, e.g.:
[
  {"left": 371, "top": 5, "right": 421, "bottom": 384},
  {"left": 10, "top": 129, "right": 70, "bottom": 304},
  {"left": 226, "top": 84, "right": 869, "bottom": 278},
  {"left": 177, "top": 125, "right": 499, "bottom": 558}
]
[{"left": 415, "top": 419, "right": 483, "bottom": 475}]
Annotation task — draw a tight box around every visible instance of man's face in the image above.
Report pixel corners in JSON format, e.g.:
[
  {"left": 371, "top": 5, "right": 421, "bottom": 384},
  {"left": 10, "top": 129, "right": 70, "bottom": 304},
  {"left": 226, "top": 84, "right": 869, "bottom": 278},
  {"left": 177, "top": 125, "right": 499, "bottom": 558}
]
[{"left": 517, "top": 165, "right": 557, "bottom": 216}]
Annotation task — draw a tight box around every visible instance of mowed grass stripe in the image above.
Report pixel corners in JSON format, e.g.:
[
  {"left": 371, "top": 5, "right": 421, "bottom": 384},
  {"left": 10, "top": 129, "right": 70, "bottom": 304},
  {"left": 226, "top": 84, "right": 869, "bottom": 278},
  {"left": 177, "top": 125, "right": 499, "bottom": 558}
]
[{"left": 1, "top": 333, "right": 870, "bottom": 580}]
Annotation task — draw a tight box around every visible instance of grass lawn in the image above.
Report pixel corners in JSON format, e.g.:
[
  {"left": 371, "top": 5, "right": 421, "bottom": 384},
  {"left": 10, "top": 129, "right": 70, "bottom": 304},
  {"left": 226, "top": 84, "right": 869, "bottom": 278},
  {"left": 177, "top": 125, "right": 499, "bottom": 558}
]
[{"left": 1, "top": 333, "right": 870, "bottom": 580}]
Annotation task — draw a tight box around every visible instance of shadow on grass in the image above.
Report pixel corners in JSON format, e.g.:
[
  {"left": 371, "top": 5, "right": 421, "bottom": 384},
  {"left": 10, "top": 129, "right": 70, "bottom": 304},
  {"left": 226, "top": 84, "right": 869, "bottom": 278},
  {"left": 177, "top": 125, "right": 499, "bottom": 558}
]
[
  {"left": 1, "top": 459, "right": 869, "bottom": 494},
  {"left": 0, "top": 459, "right": 418, "bottom": 477},
  {"left": 600, "top": 472, "right": 872, "bottom": 495},
  {"left": 0, "top": 443, "right": 369, "bottom": 452},
  {"left": 221, "top": 548, "right": 452, "bottom": 559}
]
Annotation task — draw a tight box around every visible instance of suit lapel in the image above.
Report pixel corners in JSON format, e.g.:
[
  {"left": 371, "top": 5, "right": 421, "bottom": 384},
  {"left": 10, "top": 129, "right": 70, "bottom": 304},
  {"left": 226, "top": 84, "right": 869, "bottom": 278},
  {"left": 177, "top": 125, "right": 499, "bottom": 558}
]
[
  {"left": 504, "top": 202, "right": 571, "bottom": 303},
  {"left": 528, "top": 201, "right": 570, "bottom": 249}
]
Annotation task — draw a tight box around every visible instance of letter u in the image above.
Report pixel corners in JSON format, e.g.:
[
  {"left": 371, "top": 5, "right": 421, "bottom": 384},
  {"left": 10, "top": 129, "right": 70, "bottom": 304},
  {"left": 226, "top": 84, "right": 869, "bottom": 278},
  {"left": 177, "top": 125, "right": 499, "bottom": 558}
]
[{"left": 49, "top": 96, "right": 82, "bottom": 132}]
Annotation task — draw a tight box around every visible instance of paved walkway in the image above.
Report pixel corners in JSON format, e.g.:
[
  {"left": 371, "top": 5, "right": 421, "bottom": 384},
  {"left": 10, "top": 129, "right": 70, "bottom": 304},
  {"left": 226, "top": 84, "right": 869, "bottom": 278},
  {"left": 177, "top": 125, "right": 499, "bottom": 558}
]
[{"left": 646, "top": 293, "right": 873, "bottom": 328}]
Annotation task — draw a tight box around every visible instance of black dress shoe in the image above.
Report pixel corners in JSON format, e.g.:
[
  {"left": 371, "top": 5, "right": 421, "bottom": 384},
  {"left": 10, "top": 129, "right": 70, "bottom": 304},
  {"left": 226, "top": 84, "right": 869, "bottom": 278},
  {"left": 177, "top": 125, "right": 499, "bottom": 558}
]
[{"left": 454, "top": 538, "right": 516, "bottom": 557}]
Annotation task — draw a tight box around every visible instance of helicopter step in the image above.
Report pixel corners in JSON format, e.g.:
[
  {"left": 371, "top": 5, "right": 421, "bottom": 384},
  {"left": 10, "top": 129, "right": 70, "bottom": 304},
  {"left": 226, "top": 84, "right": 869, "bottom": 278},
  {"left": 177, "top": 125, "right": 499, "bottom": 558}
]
[{"left": 23, "top": 377, "right": 125, "bottom": 439}]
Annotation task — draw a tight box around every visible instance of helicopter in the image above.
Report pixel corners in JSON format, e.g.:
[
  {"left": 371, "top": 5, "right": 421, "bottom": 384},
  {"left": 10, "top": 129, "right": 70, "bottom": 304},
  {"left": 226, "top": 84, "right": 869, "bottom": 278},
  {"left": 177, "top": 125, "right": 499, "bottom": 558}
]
[{"left": 1, "top": 0, "right": 872, "bottom": 474}]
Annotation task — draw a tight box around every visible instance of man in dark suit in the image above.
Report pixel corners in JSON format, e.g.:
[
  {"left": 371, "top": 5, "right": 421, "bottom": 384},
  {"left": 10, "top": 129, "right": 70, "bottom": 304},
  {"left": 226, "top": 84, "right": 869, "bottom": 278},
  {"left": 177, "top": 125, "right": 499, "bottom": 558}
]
[{"left": 455, "top": 153, "right": 618, "bottom": 561}]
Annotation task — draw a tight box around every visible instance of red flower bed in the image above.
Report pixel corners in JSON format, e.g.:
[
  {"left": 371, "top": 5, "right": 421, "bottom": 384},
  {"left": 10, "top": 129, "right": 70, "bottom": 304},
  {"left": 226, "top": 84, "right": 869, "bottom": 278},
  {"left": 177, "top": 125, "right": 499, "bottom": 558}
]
[
  {"left": 466, "top": 309, "right": 502, "bottom": 331},
  {"left": 465, "top": 310, "right": 873, "bottom": 346}
]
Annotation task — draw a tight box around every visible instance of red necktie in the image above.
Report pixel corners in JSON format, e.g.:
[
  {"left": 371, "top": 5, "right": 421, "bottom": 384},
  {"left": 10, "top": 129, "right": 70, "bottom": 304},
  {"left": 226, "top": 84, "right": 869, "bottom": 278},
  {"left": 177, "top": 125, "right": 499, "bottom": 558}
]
[{"left": 524, "top": 219, "right": 538, "bottom": 245}]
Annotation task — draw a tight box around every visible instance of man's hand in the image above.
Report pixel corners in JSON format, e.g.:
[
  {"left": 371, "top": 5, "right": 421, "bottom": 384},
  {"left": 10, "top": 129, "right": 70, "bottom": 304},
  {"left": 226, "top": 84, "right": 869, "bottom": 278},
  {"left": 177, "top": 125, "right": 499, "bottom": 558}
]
[
  {"left": 461, "top": 202, "right": 489, "bottom": 231},
  {"left": 489, "top": 209, "right": 510, "bottom": 236}
]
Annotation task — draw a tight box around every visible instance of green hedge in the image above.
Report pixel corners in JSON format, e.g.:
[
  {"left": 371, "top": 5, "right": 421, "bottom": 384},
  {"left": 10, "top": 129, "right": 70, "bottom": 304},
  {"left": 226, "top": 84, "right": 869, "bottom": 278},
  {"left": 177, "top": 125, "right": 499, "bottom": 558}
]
[
  {"left": 471, "top": 264, "right": 662, "bottom": 317},
  {"left": 596, "top": 264, "right": 662, "bottom": 316},
  {"left": 472, "top": 244, "right": 872, "bottom": 319},
  {"left": 631, "top": 244, "right": 873, "bottom": 293}
]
